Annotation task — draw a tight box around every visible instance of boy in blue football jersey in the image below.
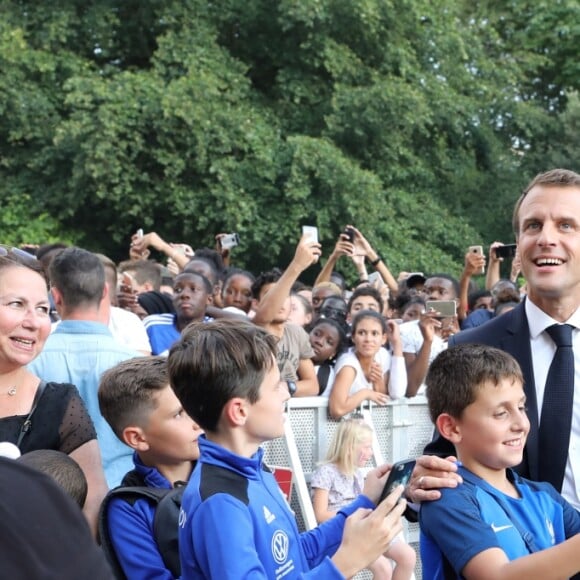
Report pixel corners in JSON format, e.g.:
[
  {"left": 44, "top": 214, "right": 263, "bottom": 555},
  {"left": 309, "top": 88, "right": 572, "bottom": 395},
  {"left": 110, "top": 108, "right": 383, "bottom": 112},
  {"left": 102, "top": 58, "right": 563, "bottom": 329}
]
[{"left": 421, "top": 344, "right": 580, "bottom": 579}]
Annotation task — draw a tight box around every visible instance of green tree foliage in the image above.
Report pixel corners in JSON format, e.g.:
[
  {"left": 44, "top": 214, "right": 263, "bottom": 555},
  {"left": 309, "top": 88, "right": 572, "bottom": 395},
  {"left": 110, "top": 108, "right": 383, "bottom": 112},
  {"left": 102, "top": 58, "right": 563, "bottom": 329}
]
[{"left": 0, "top": 1, "right": 577, "bottom": 277}]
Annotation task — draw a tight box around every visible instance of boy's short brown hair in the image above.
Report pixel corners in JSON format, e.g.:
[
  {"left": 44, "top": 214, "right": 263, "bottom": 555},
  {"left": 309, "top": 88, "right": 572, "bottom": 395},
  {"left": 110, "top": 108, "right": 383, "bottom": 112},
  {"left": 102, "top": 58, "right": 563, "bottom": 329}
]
[
  {"left": 168, "top": 319, "right": 278, "bottom": 433},
  {"left": 98, "top": 356, "right": 169, "bottom": 438},
  {"left": 426, "top": 344, "right": 523, "bottom": 424}
]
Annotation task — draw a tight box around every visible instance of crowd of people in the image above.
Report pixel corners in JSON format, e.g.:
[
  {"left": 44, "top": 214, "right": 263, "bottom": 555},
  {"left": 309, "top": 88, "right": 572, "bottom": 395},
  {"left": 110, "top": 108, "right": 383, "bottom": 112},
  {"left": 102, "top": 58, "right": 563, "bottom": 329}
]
[{"left": 1, "top": 167, "right": 580, "bottom": 579}]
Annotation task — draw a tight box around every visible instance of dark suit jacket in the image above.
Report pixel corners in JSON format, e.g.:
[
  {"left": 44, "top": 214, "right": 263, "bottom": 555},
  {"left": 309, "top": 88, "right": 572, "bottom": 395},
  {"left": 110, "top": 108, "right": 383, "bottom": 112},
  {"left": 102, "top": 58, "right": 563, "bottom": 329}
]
[{"left": 424, "top": 301, "right": 542, "bottom": 483}]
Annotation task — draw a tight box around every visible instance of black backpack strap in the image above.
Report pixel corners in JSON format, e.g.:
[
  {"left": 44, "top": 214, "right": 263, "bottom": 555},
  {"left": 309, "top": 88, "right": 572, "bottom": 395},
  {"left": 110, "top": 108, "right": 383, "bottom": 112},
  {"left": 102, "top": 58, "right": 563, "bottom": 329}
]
[
  {"left": 153, "top": 482, "right": 186, "bottom": 578},
  {"left": 98, "top": 485, "right": 172, "bottom": 580}
]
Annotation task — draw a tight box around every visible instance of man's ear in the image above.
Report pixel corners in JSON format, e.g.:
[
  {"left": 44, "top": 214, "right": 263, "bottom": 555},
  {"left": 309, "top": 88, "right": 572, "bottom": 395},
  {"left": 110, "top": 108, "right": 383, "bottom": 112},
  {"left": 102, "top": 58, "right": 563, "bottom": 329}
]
[
  {"left": 223, "top": 397, "right": 250, "bottom": 428},
  {"left": 121, "top": 426, "right": 149, "bottom": 451},
  {"left": 51, "top": 286, "right": 63, "bottom": 308},
  {"left": 102, "top": 281, "right": 110, "bottom": 302},
  {"left": 436, "top": 413, "right": 462, "bottom": 444}
]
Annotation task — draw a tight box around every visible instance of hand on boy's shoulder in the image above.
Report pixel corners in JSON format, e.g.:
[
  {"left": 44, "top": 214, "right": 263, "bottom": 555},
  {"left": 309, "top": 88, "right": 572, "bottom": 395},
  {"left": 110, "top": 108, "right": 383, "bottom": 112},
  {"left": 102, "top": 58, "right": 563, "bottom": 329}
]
[{"left": 406, "top": 455, "right": 463, "bottom": 504}]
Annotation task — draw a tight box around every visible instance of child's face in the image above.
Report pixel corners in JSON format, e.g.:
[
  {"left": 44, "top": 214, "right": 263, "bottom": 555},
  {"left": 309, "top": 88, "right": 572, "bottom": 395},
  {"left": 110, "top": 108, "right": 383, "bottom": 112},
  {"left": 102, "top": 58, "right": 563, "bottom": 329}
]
[
  {"left": 348, "top": 295, "right": 380, "bottom": 322},
  {"left": 142, "top": 385, "right": 204, "bottom": 464},
  {"left": 173, "top": 273, "right": 211, "bottom": 322},
  {"left": 309, "top": 322, "right": 340, "bottom": 364},
  {"left": 245, "top": 359, "right": 290, "bottom": 444},
  {"left": 453, "top": 378, "right": 529, "bottom": 473},
  {"left": 288, "top": 295, "right": 311, "bottom": 327},
  {"left": 402, "top": 302, "right": 424, "bottom": 322},
  {"left": 352, "top": 317, "right": 386, "bottom": 358},
  {"left": 222, "top": 274, "right": 253, "bottom": 313},
  {"left": 355, "top": 436, "right": 373, "bottom": 467}
]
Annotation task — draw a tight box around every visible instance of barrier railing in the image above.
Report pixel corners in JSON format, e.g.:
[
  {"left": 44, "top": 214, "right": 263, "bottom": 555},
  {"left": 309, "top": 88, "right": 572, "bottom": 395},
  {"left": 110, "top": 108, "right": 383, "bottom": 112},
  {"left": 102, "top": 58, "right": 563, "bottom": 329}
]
[{"left": 262, "top": 395, "right": 433, "bottom": 579}]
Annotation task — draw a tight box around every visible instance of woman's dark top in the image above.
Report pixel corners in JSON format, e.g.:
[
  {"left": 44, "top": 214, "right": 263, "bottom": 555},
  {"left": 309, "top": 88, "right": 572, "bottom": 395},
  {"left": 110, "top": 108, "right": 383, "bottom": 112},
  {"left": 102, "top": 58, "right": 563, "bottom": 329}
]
[{"left": 0, "top": 382, "right": 97, "bottom": 454}]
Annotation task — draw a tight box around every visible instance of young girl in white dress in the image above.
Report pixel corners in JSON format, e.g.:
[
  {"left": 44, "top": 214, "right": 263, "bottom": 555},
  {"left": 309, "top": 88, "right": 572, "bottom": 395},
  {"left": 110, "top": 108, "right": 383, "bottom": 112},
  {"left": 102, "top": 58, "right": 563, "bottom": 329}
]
[{"left": 311, "top": 418, "right": 416, "bottom": 579}]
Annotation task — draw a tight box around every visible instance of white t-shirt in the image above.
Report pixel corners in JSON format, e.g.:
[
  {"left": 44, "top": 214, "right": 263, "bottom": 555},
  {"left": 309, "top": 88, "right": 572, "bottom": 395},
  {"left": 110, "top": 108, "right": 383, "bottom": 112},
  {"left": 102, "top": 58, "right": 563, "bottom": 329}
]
[
  {"left": 109, "top": 307, "right": 151, "bottom": 354},
  {"left": 328, "top": 347, "right": 406, "bottom": 399}
]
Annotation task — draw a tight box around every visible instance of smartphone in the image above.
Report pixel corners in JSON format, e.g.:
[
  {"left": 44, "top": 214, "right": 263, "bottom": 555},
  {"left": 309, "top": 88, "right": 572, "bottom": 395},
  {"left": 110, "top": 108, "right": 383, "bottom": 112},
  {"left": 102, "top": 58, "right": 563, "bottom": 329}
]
[
  {"left": 378, "top": 459, "right": 416, "bottom": 503},
  {"left": 425, "top": 300, "right": 457, "bottom": 318},
  {"left": 302, "top": 226, "right": 318, "bottom": 244},
  {"left": 468, "top": 245, "right": 485, "bottom": 275},
  {"left": 342, "top": 226, "right": 355, "bottom": 243},
  {"left": 220, "top": 233, "right": 240, "bottom": 250},
  {"left": 368, "top": 271, "right": 383, "bottom": 286},
  {"left": 495, "top": 244, "right": 517, "bottom": 260}
]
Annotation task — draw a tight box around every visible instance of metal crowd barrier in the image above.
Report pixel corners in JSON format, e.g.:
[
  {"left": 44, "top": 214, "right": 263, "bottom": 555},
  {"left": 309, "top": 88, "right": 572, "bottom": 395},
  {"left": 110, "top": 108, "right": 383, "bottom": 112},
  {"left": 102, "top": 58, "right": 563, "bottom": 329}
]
[{"left": 262, "top": 395, "right": 433, "bottom": 579}]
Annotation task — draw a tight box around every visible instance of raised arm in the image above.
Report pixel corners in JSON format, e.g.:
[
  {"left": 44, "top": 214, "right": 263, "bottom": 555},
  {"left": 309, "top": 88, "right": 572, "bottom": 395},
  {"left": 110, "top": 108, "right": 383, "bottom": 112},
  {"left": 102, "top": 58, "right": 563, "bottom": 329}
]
[
  {"left": 131, "top": 231, "right": 192, "bottom": 271},
  {"left": 252, "top": 235, "right": 321, "bottom": 327},
  {"left": 459, "top": 249, "right": 485, "bottom": 321},
  {"left": 314, "top": 233, "right": 354, "bottom": 286},
  {"left": 350, "top": 226, "right": 398, "bottom": 294}
]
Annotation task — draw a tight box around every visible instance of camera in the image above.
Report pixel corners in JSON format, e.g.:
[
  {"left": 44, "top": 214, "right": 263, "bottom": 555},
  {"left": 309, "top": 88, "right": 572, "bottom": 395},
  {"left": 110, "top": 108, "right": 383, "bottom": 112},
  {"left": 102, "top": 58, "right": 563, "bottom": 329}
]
[{"left": 220, "top": 233, "right": 240, "bottom": 250}]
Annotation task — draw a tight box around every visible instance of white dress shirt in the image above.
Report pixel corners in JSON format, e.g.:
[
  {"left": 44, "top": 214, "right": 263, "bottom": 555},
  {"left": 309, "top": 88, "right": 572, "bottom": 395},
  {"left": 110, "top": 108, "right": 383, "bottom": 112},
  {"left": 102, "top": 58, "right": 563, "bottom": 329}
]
[{"left": 526, "top": 298, "right": 580, "bottom": 509}]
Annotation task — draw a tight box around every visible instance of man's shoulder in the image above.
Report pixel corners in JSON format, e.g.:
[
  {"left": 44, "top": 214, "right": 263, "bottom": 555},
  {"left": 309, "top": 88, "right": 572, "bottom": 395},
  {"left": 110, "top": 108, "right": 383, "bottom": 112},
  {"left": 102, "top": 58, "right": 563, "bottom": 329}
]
[
  {"left": 197, "top": 462, "right": 250, "bottom": 506},
  {"left": 143, "top": 313, "right": 175, "bottom": 329},
  {"left": 452, "top": 303, "right": 523, "bottom": 347},
  {"left": 282, "top": 322, "right": 309, "bottom": 341}
]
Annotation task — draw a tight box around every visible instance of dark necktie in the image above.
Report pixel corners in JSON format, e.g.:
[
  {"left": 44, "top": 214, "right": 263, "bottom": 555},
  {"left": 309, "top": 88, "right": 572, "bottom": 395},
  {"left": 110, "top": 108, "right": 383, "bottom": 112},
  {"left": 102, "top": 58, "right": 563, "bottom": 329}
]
[{"left": 538, "top": 323, "right": 574, "bottom": 491}]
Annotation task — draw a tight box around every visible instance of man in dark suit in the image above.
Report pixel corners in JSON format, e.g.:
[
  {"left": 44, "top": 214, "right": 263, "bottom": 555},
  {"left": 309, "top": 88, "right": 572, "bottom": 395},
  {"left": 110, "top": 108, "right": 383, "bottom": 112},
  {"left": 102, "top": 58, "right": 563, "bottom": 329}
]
[{"left": 408, "top": 168, "right": 580, "bottom": 512}]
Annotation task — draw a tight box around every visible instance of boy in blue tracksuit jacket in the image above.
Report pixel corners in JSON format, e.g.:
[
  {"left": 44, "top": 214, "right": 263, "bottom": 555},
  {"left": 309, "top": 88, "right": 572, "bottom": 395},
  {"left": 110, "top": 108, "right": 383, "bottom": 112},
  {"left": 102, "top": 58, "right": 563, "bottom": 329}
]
[
  {"left": 168, "top": 319, "right": 408, "bottom": 579},
  {"left": 98, "top": 356, "right": 204, "bottom": 579}
]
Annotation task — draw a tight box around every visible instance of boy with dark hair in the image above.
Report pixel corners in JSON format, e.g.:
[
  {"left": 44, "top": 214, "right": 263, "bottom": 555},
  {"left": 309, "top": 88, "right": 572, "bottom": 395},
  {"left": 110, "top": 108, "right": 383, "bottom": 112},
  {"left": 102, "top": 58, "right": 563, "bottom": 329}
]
[
  {"left": 98, "top": 356, "right": 203, "bottom": 579},
  {"left": 346, "top": 286, "right": 384, "bottom": 322},
  {"left": 143, "top": 271, "right": 213, "bottom": 355},
  {"left": 168, "top": 318, "right": 407, "bottom": 579},
  {"left": 18, "top": 449, "right": 88, "bottom": 509},
  {"left": 421, "top": 344, "right": 580, "bottom": 579}
]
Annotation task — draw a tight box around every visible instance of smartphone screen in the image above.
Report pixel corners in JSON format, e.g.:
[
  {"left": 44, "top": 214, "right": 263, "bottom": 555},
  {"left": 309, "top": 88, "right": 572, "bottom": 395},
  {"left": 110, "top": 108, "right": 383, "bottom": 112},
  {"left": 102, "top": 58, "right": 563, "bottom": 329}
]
[
  {"left": 302, "top": 226, "right": 318, "bottom": 243},
  {"left": 425, "top": 300, "right": 457, "bottom": 318},
  {"left": 468, "top": 245, "right": 485, "bottom": 275},
  {"left": 378, "top": 459, "right": 416, "bottom": 503}
]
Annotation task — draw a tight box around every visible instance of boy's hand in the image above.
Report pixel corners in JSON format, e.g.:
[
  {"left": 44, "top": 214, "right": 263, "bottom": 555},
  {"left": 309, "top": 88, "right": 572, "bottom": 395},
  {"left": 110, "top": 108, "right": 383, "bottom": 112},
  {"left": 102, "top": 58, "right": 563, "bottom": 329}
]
[
  {"left": 292, "top": 235, "right": 322, "bottom": 271},
  {"left": 332, "top": 485, "right": 406, "bottom": 578},
  {"left": 362, "top": 463, "right": 391, "bottom": 504},
  {"left": 406, "top": 455, "right": 462, "bottom": 503}
]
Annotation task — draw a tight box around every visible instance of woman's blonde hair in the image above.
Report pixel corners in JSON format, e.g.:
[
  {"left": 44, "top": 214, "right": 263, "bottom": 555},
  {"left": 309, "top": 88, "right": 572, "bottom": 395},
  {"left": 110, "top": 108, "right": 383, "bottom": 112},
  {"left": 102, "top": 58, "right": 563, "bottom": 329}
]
[{"left": 322, "top": 417, "right": 373, "bottom": 476}]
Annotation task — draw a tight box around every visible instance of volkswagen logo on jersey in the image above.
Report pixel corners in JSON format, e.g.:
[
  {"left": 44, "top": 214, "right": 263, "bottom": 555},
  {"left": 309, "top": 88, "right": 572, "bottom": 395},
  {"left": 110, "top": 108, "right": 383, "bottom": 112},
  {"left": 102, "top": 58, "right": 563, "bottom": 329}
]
[{"left": 271, "top": 530, "right": 289, "bottom": 564}]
